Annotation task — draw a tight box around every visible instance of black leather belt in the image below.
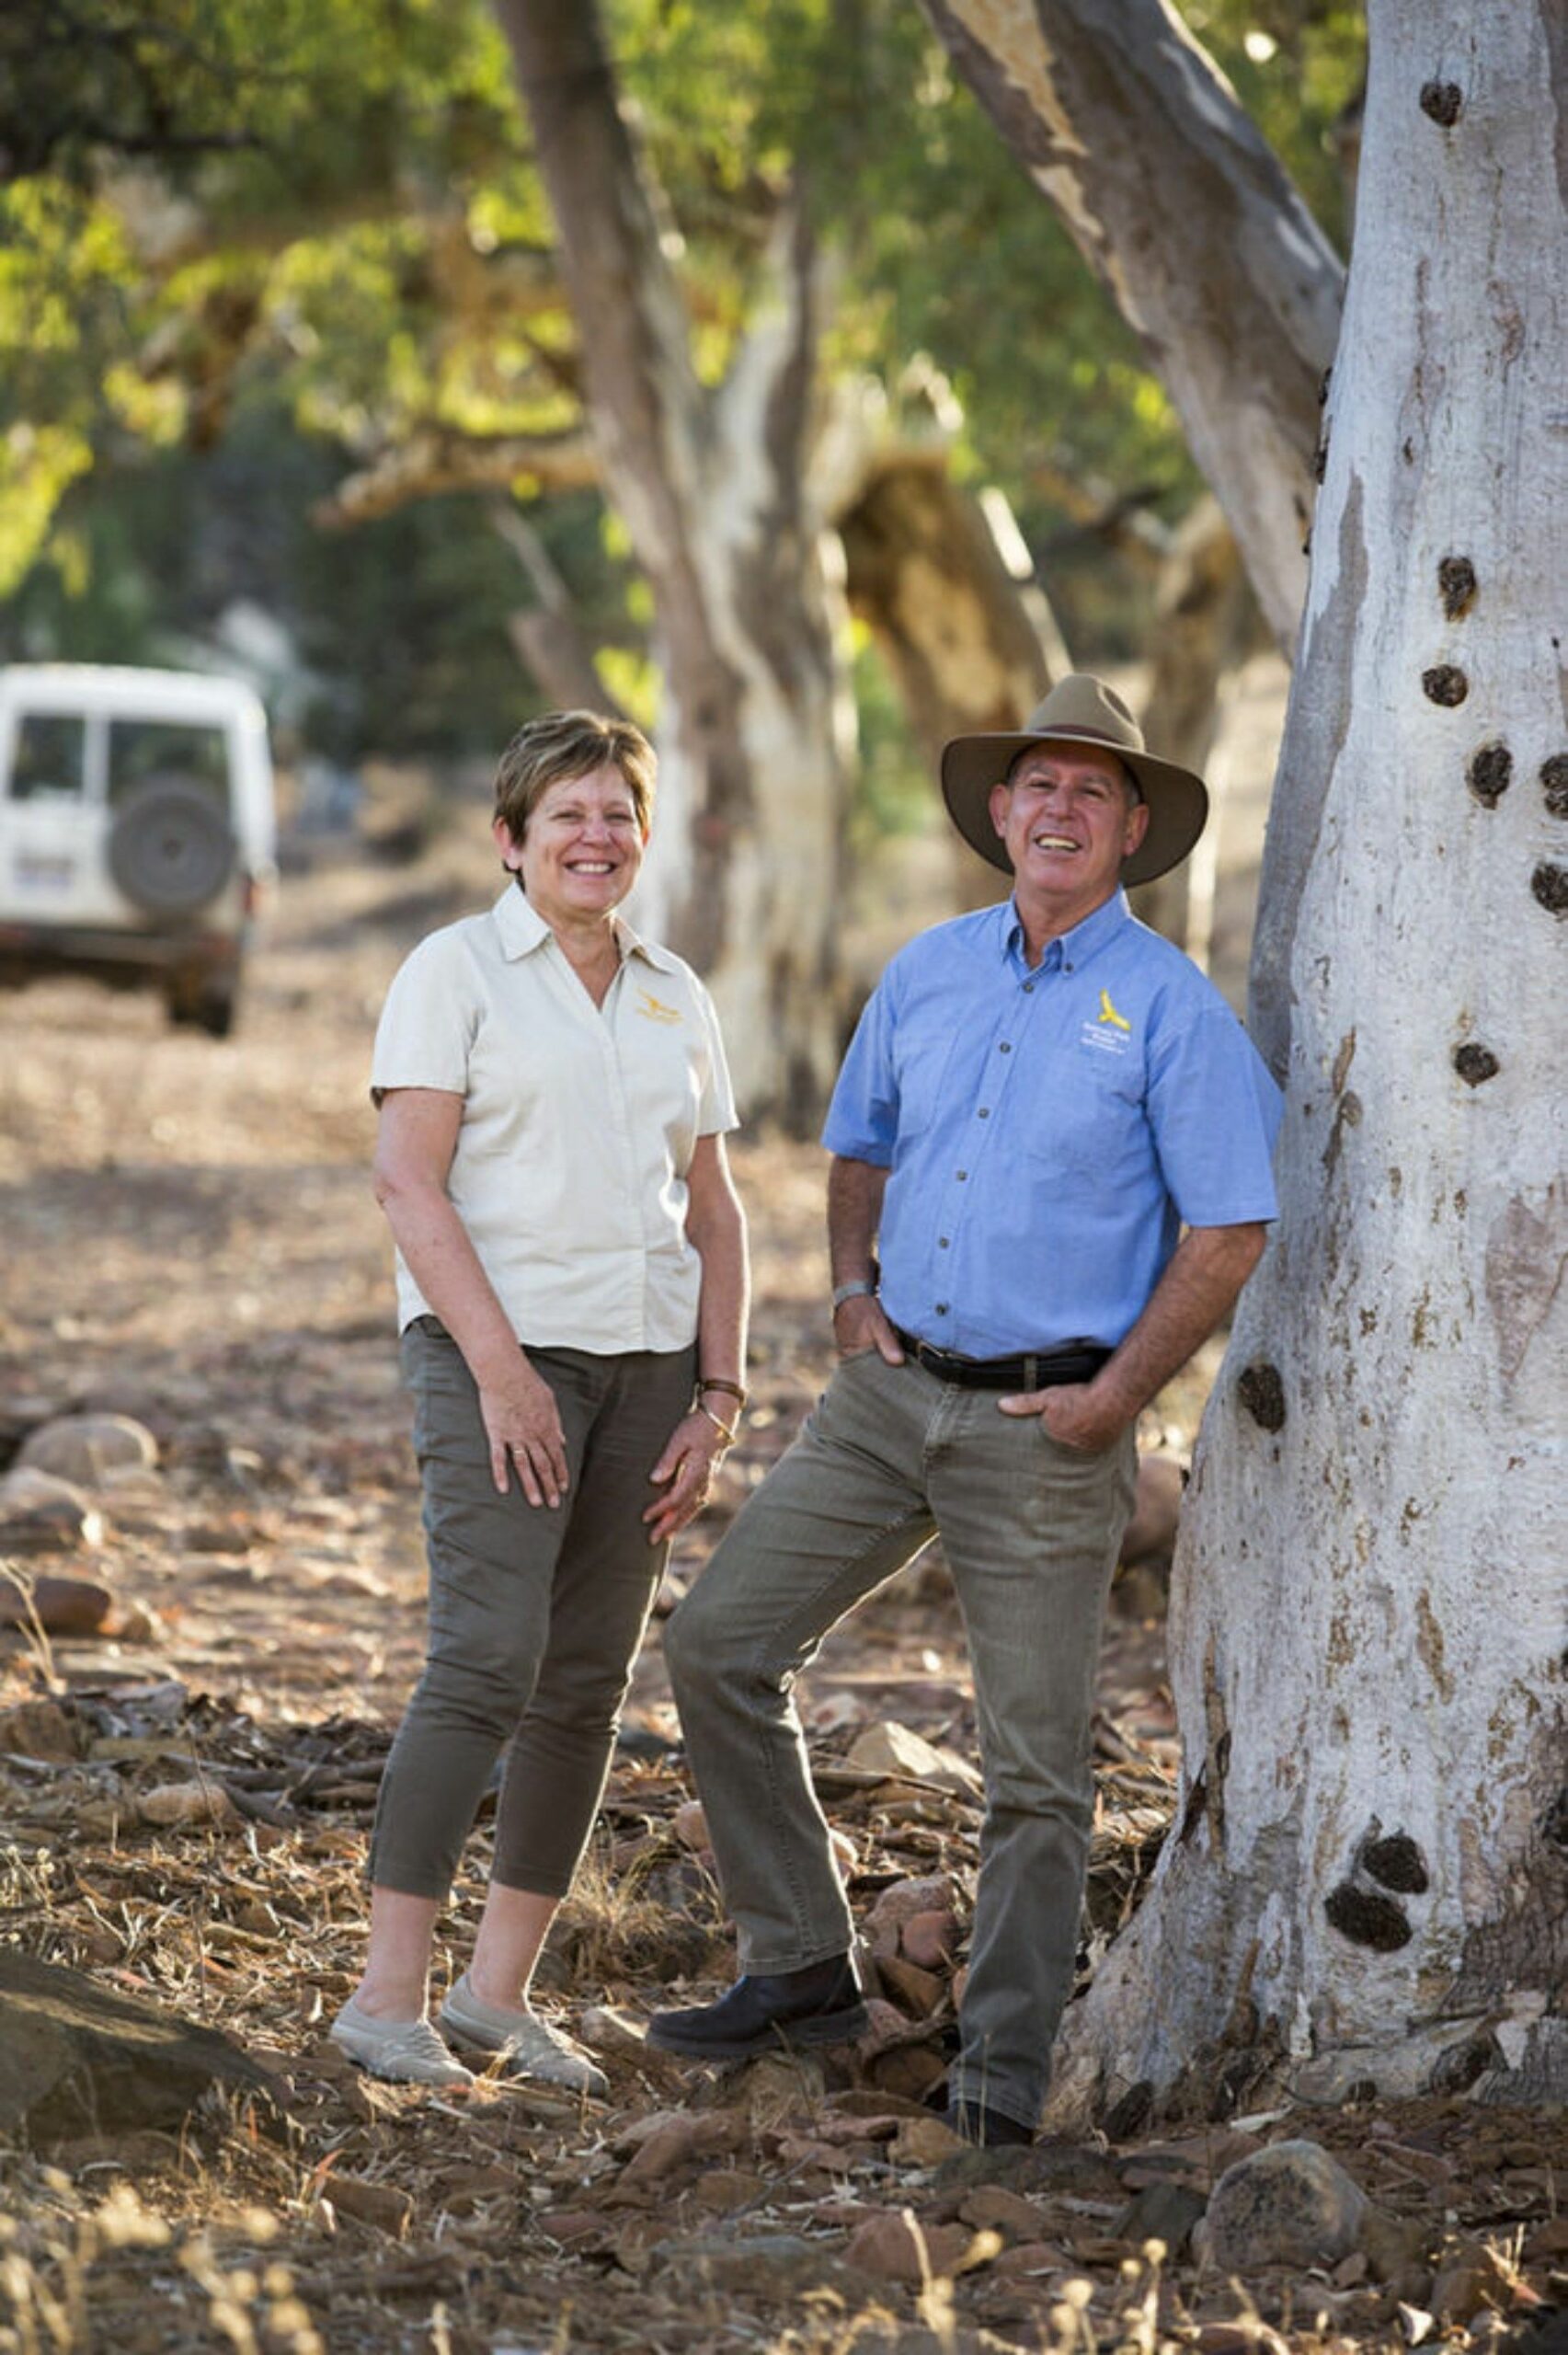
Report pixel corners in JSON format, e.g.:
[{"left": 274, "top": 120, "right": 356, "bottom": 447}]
[{"left": 891, "top": 1327, "right": 1111, "bottom": 1390}]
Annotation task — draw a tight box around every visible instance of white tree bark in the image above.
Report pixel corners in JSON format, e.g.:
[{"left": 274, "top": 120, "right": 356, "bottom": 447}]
[
  {"left": 493, "top": 0, "right": 848, "bottom": 1121},
  {"left": 1048, "top": 0, "right": 1568, "bottom": 2124},
  {"left": 920, "top": 0, "right": 1345, "bottom": 654}
]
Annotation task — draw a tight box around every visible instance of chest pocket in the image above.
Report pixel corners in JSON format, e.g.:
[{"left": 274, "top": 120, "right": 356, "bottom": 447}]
[{"left": 1023, "top": 1046, "right": 1150, "bottom": 1181}]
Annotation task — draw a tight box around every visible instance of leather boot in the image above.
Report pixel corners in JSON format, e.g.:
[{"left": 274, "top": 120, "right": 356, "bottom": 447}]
[{"left": 647, "top": 1955, "right": 867, "bottom": 2058}]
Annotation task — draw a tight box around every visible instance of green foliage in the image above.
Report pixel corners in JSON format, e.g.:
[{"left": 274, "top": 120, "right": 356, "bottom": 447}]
[{"left": 1, "top": 0, "right": 1366, "bottom": 752}]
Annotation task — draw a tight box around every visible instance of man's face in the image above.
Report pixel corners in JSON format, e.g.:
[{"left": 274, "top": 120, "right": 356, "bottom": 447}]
[{"left": 989, "top": 741, "right": 1149, "bottom": 913}]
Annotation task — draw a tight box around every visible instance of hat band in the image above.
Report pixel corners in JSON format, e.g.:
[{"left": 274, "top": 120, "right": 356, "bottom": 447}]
[{"left": 1035, "top": 720, "right": 1143, "bottom": 755}]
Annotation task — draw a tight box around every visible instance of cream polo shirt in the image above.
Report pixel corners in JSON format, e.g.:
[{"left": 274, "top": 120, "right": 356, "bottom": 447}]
[{"left": 371, "top": 885, "right": 738, "bottom": 1355}]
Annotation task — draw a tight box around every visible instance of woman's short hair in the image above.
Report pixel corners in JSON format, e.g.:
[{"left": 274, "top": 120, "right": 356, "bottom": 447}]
[{"left": 493, "top": 710, "right": 657, "bottom": 843}]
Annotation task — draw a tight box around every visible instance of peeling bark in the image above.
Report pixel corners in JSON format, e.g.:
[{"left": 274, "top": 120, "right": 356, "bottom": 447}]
[
  {"left": 1048, "top": 0, "right": 1568, "bottom": 2123},
  {"left": 493, "top": 0, "right": 846, "bottom": 1119},
  {"left": 921, "top": 0, "right": 1345, "bottom": 652},
  {"left": 839, "top": 455, "right": 1067, "bottom": 909}
]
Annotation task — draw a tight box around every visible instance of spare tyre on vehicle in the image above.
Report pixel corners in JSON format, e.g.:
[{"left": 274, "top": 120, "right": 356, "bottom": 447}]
[{"left": 108, "top": 779, "right": 235, "bottom": 915}]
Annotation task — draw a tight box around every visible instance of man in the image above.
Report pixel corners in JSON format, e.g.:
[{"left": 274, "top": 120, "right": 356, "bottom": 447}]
[{"left": 649, "top": 674, "right": 1282, "bottom": 2145}]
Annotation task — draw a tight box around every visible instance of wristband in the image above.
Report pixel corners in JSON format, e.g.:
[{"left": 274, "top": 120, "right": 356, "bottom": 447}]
[
  {"left": 831, "top": 1279, "right": 877, "bottom": 1311},
  {"left": 698, "top": 1376, "right": 749, "bottom": 1409},
  {"left": 694, "top": 1400, "right": 738, "bottom": 1447}
]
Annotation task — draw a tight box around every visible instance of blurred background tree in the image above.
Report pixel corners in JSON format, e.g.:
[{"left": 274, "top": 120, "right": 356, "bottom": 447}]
[{"left": 1, "top": 0, "right": 1364, "bottom": 764}]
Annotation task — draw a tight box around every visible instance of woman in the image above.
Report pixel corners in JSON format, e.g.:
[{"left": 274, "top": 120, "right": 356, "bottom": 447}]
[{"left": 332, "top": 710, "right": 749, "bottom": 2090}]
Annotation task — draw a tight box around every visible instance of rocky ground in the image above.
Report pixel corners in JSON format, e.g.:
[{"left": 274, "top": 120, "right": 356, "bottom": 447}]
[{"left": 0, "top": 802, "right": 1562, "bottom": 2355}]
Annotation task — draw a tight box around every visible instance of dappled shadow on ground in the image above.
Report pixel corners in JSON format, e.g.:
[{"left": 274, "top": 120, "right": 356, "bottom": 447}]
[{"left": 0, "top": 844, "right": 1559, "bottom": 2353}]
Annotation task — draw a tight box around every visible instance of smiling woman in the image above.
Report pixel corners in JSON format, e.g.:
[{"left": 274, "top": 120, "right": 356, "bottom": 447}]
[{"left": 327, "top": 707, "right": 750, "bottom": 2095}]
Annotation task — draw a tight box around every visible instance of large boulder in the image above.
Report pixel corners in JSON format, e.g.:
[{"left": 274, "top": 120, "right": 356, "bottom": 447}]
[
  {"left": 17, "top": 1414, "right": 159, "bottom": 1488},
  {"left": 1204, "top": 2139, "right": 1368, "bottom": 2274},
  {"left": 0, "top": 1950, "right": 284, "bottom": 2140}
]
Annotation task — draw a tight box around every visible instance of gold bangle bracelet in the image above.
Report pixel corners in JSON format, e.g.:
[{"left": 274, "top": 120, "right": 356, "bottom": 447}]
[{"left": 695, "top": 1401, "right": 738, "bottom": 1447}]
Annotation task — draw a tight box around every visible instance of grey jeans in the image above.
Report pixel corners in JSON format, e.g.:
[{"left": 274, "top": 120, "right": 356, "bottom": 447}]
[
  {"left": 370, "top": 1318, "right": 694, "bottom": 1901},
  {"left": 665, "top": 1348, "right": 1136, "bottom": 2131}
]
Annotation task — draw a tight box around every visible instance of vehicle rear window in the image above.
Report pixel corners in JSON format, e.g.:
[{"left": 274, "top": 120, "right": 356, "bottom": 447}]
[
  {"left": 7, "top": 713, "right": 86, "bottom": 801},
  {"left": 108, "top": 719, "right": 230, "bottom": 808}
]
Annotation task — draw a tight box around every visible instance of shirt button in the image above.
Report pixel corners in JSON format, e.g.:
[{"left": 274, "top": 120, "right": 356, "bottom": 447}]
[
  {"left": 956, "top": 1170, "right": 967, "bottom": 1181},
  {"left": 938, "top": 1236, "right": 949, "bottom": 1248},
  {"left": 1023, "top": 982, "right": 1035, "bottom": 994},
  {"left": 977, "top": 1107, "right": 990, "bottom": 1119},
  {"left": 1064, "top": 961, "right": 1074, "bottom": 973},
  {"left": 934, "top": 1303, "right": 949, "bottom": 1315},
  {"left": 998, "top": 1042, "right": 1012, "bottom": 1054}
]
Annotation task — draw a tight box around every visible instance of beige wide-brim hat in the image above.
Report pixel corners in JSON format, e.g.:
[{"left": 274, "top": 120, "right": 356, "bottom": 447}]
[{"left": 940, "top": 673, "right": 1209, "bottom": 888}]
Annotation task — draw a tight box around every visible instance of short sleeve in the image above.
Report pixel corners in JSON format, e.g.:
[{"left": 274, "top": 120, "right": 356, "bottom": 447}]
[
  {"left": 691, "top": 972, "right": 739, "bottom": 1136},
  {"left": 369, "top": 931, "right": 475, "bottom": 1106},
  {"left": 821, "top": 971, "right": 900, "bottom": 1166},
  {"left": 1145, "top": 1001, "right": 1282, "bottom": 1226}
]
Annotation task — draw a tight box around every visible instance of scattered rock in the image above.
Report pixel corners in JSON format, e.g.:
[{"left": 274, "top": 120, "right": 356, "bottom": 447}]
[
  {"left": 869, "top": 2044, "right": 950, "bottom": 2102},
  {"left": 880, "top": 1953, "right": 946, "bottom": 2015},
  {"left": 1430, "top": 2238, "right": 1526, "bottom": 2324},
  {"left": 0, "top": 1468, "right": 104, "bottom": 1553},
  {"left": 845, "top": 2208, "right": 974, "bottom": 2282},
  {"left": 901, "top": 1908, "right": 959, "bottom": 1970},
  {"left": 890, "top": 2115, "right": 962, "bottom": 2166},
  {"left": 538, "top": 2209, "right": 604, "bottom": 2245},
  {"left": 17, "top": 1414, "right": 158, "bottom": 1488},
  {"left": 1204, "top": 2139, "right": 1368, "bottom": 2274},
  {"left": 991, "top": 2238, "right": 1070, "bottom": 2280},
  {"left": 615, "top": 2109, "right": 745, "bottom": 2188},
  {"left": 0, "top": 1949, "right": 284, "bottom": 2138},
  {"left": 848, "top": 1720, "right": 982, "bottom": 1797},
  {"left": 1116, "top": 2176, "right": 1208, "bottom": 2255},
  {"left": 1361, "top": 2204, "right": 1434, "bottom": 2280},
  {"left": 0, "top": 1574, "right": 116, "bottom": 1636},
  {"left": 864, "top": 1875, "right": 956, "bottom": 1959},
  {"left": 0, "top": 1698, "right": 79, "bottom": 1761},
  {"left": 672, "top": 1799, "right": 710, "bottom": 1851},
  {"left": 1194, "top": 2326, "right": 1291, "bottom": 2355},
  {"left": 321, "top": 2173, "right": 414, "bottom": 2236},
  {"left": 139, "top": 1780, "right": 240, "bottom": 1828},
  {"left": 690, "top": 2168, "right": 767, "bottom": 2213},
  {"left": 957, "top": 2185, "right": 1049, "bottom": 2238}
]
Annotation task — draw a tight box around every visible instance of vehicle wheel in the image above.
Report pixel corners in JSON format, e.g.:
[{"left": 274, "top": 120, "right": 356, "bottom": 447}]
[
  {"left": 109, "top": 780, "right": 235, "bottom": 914},
  {"left": 195, "top": 988, "right": 235, "bottom": 1039},
  {"left": 165, "top": 981, "right": 236, "bottom": 1037}
]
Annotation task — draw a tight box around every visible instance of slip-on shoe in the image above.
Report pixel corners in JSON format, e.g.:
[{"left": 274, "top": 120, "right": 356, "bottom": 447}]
[
  {"left": 646, "top": 1955, "right": 867, "bottom": 2059},
  {"left": 329, "top": 1996, "right": 475, "bottom": 2087},
  {"left": 439, "top": 1972, "right": 608, "bottom": 2097}
]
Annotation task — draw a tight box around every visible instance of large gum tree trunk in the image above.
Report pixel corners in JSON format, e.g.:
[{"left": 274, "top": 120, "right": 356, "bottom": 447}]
[
  {"left": 1048, "top": 0, "right": 1568, "bottom": 2127},
  {"left": 838, "top": 454, "right": 1067, "bottom": 912},
  {"left": 494, "top": 0, "right": 846, "bottom": 1123},
  {"left": 920, "top": 0, "right": 1345, "bottom": 653}
]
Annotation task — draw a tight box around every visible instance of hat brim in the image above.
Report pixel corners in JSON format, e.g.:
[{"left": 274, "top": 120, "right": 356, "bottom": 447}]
[{"left": 939, "top": 727, "right": 1209, "bottom": 888}]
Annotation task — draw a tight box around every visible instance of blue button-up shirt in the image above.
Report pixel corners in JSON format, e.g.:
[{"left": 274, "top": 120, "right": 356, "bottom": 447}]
[{"left": 822, "top": 892, "right": 1282, "bottom": 1358}]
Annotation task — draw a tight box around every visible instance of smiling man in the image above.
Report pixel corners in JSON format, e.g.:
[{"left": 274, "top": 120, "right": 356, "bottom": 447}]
[{"left": 651, "top": 674, "right": 1282, "bottom": 2145}]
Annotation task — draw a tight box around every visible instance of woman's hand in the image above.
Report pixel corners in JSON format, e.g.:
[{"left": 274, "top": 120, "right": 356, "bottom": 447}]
[
  {"left": 643, "top": 1409, "right": 731, "bottom": 1545},
  {"left": 478, "top": 1361, "right": 570, "bottom": 1507}
]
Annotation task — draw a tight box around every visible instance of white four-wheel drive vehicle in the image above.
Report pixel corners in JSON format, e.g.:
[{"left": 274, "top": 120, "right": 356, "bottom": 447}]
[{"left": 0, "top": 663, "right": 277, "bottom": 1036}]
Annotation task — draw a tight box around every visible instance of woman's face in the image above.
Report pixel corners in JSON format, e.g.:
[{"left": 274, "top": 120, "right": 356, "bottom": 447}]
[{"left": 497, "top": 763, "right": 647, "bottom": 929}]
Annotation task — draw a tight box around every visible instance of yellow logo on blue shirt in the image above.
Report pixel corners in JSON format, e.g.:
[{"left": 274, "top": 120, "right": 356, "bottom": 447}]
[
  {"left": 1082, "top": 985, "right": 1133, "bottom": 1057},
  {"left": 635, "top": 986, "right": 681, "bottom": 1025}
]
